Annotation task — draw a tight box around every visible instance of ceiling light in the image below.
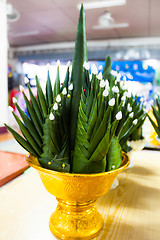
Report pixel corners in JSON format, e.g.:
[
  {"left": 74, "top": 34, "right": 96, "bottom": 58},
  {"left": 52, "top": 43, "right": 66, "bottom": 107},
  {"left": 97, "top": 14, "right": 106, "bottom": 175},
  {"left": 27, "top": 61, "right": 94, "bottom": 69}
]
[
  {"left": 78, "top": 0, "right": 126, "bottom": 10},
  {"left": 7, "top": 4, "right": 20, "bottom": 22}
]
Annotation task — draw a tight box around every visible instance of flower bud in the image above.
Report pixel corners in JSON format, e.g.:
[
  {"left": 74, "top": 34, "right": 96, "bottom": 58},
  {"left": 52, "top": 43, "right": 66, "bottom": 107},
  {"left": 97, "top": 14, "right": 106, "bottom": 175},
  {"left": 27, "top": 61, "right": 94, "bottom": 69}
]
[
  {"left": 56, "top": 94, "right": 61, "bottom": 102},
  {"left": 108, "top": 98, "right": 115, "bottom": 106},
  {"left": 83, "top": 61, "right": 90, "bottom": 70},
  {"left": 116, "top": 111, "right": 122, "bottom": 120},
  {"left": 68, "top": 83, "right": 73, "bottom": 91},
  {"left": 133, "top": 119, "right": 138, "bottom": 125},
  {"left": 53, "top": 102, "right": 58, "bottom": 111},
  {"left": 62, "top": 87, "right": 67, "bottom": 95},
  {"left": 49, "top": 112, "right": 55, "bottom": 121}
]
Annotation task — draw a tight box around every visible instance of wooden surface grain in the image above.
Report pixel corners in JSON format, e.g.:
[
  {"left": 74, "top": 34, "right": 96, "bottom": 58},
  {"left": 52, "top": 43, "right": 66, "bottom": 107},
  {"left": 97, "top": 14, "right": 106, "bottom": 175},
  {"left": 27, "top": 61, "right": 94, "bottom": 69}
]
[{"left": 0, "top": 150, "right": 160, "bottom": 240}]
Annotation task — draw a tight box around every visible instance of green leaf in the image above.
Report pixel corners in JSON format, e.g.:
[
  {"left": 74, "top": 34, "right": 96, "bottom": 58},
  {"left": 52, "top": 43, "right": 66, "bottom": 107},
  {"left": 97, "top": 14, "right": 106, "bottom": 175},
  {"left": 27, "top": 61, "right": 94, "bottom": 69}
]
[
  {"left": 26, "top": 83, "right": 43, "bottom": 125},
  {"left": 15, "top": 103, "right": 42, "bottom": 147},
  {"left": 36, "top": 75, "right": 48, "bottom": 118},
  {"left": 70, "top": 4, "right": 88, "bottom": 150},
  {"left": 12, "top": 112, "right": 41, "bottom": 156},
  {"left": 4, "top": 124, "right": 39, "bottom": 157},
  {"left": 46, "top": 70, "right": 53, "bottom": 108},
  {"left": 22, "top": 92, "right": 43, "bottom": 137},
  {"left": 107, "top": 136, "right": 122, "bottom": 171},
  {"left": 53, "top": 65, "right": 60, "bottom": 98}
]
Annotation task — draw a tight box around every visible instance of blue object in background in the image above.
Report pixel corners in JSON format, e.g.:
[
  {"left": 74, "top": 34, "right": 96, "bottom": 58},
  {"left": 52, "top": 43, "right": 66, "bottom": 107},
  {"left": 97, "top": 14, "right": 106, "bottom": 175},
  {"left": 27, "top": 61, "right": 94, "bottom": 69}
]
[{"left": 89, "top": 60, "right": 155, "bottom": 83}]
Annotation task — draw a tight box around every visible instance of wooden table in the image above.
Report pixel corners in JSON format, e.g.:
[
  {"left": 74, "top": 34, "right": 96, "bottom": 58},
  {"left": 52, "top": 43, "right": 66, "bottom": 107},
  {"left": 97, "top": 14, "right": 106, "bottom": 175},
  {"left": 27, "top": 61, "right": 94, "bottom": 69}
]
[
  {"left": 0, "top": 150, "right": 160, "bottom": 240},
  {"left": 0, "top": 151, "right": 29, "bottom": 187}
]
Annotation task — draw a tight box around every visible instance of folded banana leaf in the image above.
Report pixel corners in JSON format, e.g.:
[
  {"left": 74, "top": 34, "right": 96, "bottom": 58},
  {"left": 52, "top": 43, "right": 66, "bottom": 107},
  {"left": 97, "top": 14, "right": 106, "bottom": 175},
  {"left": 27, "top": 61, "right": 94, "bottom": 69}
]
[{"left": 106, "top": 136, "right": 122, "bottom": 171}]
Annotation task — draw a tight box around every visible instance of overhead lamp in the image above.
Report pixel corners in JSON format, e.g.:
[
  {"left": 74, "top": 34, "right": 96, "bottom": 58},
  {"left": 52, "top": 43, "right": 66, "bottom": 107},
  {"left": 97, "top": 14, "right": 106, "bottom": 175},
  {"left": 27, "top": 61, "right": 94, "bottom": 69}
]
[{"left": 77, "top": 0, "right": 126, "bottom": 10}]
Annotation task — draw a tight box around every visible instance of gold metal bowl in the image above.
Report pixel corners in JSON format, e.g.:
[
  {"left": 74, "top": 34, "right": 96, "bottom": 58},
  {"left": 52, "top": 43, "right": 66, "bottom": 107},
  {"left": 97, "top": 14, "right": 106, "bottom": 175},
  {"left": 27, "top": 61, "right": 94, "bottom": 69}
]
[{"left": 26, "top": 152, "right": 129, "bottom": 240}]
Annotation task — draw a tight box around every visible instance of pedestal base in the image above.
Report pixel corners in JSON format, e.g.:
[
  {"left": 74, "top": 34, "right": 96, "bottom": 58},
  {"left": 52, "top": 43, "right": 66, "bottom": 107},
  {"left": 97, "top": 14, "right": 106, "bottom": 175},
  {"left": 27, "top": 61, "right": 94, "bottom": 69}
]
[{"left": 49, "top": 199, "right": 103, "bottom": 240}]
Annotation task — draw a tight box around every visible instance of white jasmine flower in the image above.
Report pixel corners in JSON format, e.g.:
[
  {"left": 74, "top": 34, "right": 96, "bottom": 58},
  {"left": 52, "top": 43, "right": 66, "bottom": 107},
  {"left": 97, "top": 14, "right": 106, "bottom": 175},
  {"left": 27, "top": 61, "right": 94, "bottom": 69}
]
[
  {"left": 56, "top": 94, "right": 61, "bottom": 103},
  {"left": 53, "top": 102, "right": 58, "bottom": 111},
  {"left": 111, "top": 165, "right": 115, "bottom": 169},
  {"left": 68, "top": 83, "right": 73, "bottom": 91},
  {"left": 91, "top": 64, "right": 98, "bottom": 75},
  {"left": 117, "top": 74, "right": 121, "bottom": 81},
  {"left": 123, "top": 76, "right": 126, "bottom": 81},
  {"left": 105, "top": 79, "right": 109, "bottom": 88},
  {"left": 126, "top": 92, "right": 131, "bottom": 98},
  {"left": 56, "top": 60, "right": 60, "bottom": 66},
  {"left": 47, "top": 63, "right": 50, "bottom": 70},
  {"left": 19, "top": 85, "right": 24, "bottom": 92},
  {"left": 120, "top": 81, "right": 124, "bottom": 87},
  {"left": 116, "top": 111, "right": 122, "bottom": 120},
  {"left": 121, "top": 95, "right": 126, "bottom": 101},
  {"left": 99, "top": 65, "right": 103, "bottom": 70},
  {"left": 112, "top": 86, "right": 119, "bottom": 93},
  {"left": 103, "top": 89, "right": 109, "bottom": 97},
  {"left": 100, "top": 80, "right": 105, "bottom": 88},
  {"left": 62, "top": 87, "right": 67, "bottom": 95},
  {"left": 24, "top": 77, "right": 29, "bottom": 84},
  {"left": 133, "top": 119, "right": 138, "bottom": 125},
  {"left": 108, "top": 98, "right": 115, "bottom": 106},
  {"left": 122, "top": 101, "right": 125, "bottom": 107},
  {"left": 12, "top": 97, "right": 17, "bottom": 104},
  {"left": 97, "top": 72, "right": 102, "bottom": 80},
  {"left": 154, "top": 95, "right": 158, "bottom": 100},
  {"left": 127, "top": 104, "right": 132, "bottom": 112},
  {"left": 49, "top": 112, "right": 55, "bottom": 121},
  {"left": 67, "top": 61, "right": 71, "bottom": 67},
  {"left": 129, "top": 112, "right": 134, "bottom": 118},
  {"left": 83, "top": 61, "right": 90, "bottom": 70},
  {"left": 8, "top": 106, "right": 14, "bottom": 112}
]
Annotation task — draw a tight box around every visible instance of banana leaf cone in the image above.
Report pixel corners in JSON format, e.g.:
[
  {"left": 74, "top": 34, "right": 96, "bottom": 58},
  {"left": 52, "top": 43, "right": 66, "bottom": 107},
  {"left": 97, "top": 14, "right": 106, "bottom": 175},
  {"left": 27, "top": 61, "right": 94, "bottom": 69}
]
[{"left": 106, "top": 136, "right": 122, "bottom": 171}]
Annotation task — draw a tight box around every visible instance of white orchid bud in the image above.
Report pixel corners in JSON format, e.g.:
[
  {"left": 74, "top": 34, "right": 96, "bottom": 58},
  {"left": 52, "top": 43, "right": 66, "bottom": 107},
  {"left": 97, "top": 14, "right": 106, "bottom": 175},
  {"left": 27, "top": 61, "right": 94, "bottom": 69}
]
[
  {"left": 133, "top": 119, "right": 138, "bottom": 125},
  {"left": 127, "top": 92, "right": 131, "bottom": 98},
  {"left": 53, "top": 102, "right": 58, "bottom": 111},
  {"left": 97, "top": 72, "right": 102, "bottom": 80},
  {"left": 8, "top": 106, "right": 14, "bottom": 112},
  {"left": 83, "top": 61, "right": 90, "bottom": 70},
  {"left": 49, "top": 112, "right": 55, "bottom": 121},
  {"left": 68, "top": 83, "right": 73, "bottom": 91},
  {"left": 62, "top": 87, "right": 67, "bottom": 95},
  {"left": 116, "top": 74, "right": 121, "bottom": 82},
  {"left": 127, "top": 104, "right": 132, "bottom": 112},
  {"left": 112, "top": 86, "right": 119, "bottom": 93},
  {"left": 108, "top": 98, "right": 115, "bottom": 106},
  {"left": 116, "top": 111, "right": 122, "bottom": 120},
  {"left": 91, "top": 64, "right": 98, "bottom": 75},
  {"left": 121, "top": 95, "right": 126, "bottom": 101},
  {"left": 56, "top": 60, "right": 60, "bottom": 66},
  {"left": 24, "top": 77, "right": 29, "bottom": 84},
  {"left": 67, "top": 61, "right": 71, "bottom": 67},
  {"left": 100, "top": 80, "right": 105, "bottom": 88},
  {"left": 123, "top": 76, "right": 126, "bottom": 81},
  {"left": 19, "top": 85, "right": 24, "bottom": 92},
  {"left": 129, "top": 112, "right": 134, "bottom": 118},
  {"left": 12, "top": 97, "right": 17, "bottom": 104},
  {"left": 103, "top": 89, "right": 109, "bottom": 97},
  {"left": 56, "top": 94, "right": 61, "bottom": 103},
  {"left": 99, "top": 65, "right": 103, "bottom": 70}
]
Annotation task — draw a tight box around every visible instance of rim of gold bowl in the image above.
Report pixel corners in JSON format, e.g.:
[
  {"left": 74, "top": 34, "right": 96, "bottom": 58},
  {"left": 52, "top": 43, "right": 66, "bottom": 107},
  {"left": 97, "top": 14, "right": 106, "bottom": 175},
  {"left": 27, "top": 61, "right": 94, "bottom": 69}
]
[{"left": 26, "top": 151, "right": 130, "bottom": 177}]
